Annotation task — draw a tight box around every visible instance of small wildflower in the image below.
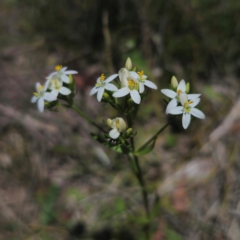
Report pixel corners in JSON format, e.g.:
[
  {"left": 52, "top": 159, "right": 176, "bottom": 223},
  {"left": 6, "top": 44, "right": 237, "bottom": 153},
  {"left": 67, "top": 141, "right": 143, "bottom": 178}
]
[
  {"left": 48, "top": 65, "right": 78, "bottom": 84},
  {"left": 107, "top": 117, "right": 127, "bottom": 139},
  {"left": 167, "top": 92, "right": 205, "bottom": 129},
  {"left": 130, "top": 70, "right": 157, "bottom": 93},
  {"left": 31, "top": 78, "right": 56, "bottom": 112},
  {"left": 161, "top": 79, "right": 200, "bottom": 113},
  {"left": 48, "top": 76, "right": 71, "bottom": 97},
  {"left": 113, "top": 68, "right": 141, "bottom": 104},
  {"left": 90, "top": 73, "right": 118, "bottom": 102}
]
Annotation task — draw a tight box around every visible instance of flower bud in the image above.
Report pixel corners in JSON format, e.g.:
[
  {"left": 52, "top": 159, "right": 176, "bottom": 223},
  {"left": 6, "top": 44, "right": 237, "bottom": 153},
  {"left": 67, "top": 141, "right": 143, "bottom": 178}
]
[
  {"left": 171, "top": 76, "right": 178, "bottom": 90},
  {"left": 106, "top": 118, "right": 113, "bottom": 128},
  {"left": 185, "top": 82, "right": 190, "bottom": 94},
  {"left": 126, "top": 128, "right": 133, "bottom": 136},
  {"left": 125, "top": 57, "right": 132, "bottom": 71},
  {"left": 103, "top": 92, "right": 110, "bottom": 100},
  {"left": 118, "top": 68, "right": 130, "bottom": 87}
]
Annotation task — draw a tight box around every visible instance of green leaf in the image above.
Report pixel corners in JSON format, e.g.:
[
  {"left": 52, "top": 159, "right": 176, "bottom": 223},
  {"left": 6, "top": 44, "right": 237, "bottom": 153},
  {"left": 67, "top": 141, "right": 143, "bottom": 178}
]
[{"left": 133, "top": 140, "right": 155, "bottom": 156}]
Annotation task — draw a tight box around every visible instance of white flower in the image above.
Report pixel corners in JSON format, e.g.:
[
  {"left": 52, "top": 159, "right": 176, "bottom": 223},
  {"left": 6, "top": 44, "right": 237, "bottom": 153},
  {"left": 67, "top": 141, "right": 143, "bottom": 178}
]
[
  {"left": 31, "top": 78, "right": 57, "bottom": 112},
  {"left": 130, "top": 70, "right": 157, "bottom": 93},
  {"left": 168, "top": 92, "right": 205, "bottom": 129},
  {"left": 107, "top": 117, "right": 127, "bottom": 139},
  {"left": 161, "top": 79, "right": 200, "bottom": 113},
  {"left": 48, "top": 65, "right": 78, "bottom": 84},
  {"left": 113, "top": 68, "right": 141, "bottom": 104},
  {"left": 90, "top": 73, "right": 118, "bottom": 102},
  {"left": 48, "top": 76, "right": 71, "bottom": 97}
]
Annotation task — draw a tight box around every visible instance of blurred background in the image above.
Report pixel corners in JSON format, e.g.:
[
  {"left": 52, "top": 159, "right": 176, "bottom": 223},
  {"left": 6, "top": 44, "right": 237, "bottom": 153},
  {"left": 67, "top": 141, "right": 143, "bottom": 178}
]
[{"left": 1, "top": 0, "right": 240, "bottom": 239}]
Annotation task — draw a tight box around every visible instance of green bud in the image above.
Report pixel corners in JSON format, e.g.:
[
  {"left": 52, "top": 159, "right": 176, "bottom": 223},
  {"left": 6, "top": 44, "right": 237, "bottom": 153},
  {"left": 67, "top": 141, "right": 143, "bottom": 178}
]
[
  {"left": 171, "top": 76, "right": 178, "bottom": 90},
  {"left": 106, "top": 118, "right": 112, "bottom": 128},
  {"left": 103, "top": 92, "right": 110, "bottom": 100},
  {"left": 126, "top": 128, "right": 133, "bottom": 136},
  {"left": 125, "top": 57, "right": 132, "bottom": 71},
  {"left": 185, "top": 82, "right": 190, "bottom": 93},
  {"left": 69, "top": 74, "right": 73, "bottom": 84}
]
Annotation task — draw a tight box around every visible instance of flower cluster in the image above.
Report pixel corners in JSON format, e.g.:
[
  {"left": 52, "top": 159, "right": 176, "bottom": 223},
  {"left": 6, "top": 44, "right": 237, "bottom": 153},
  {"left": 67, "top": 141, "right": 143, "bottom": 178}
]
[
  {"left": 161, "top": 76, "right": 205, "bottom": 129},
  {"left": 90, "top": 58, "right": 157, "bottom": 104},
  {"left": 31, "top": 65, "right": 78, "bottom": 112}
]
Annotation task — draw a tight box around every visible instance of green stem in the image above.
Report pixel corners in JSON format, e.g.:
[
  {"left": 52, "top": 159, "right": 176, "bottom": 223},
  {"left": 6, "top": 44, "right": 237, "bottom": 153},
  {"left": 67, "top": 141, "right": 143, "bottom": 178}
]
[
  {"left": 71, "top": 104, "right": 107, "bottom": 133},
  {"left": 137, "top": 122, "right": 170, "bottom": 152}
]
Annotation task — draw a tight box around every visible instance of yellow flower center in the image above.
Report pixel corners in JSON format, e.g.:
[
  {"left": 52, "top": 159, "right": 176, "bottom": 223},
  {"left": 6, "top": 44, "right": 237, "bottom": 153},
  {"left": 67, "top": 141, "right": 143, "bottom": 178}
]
[
  {"left": 33, "top": 92, "right": 39, "bottom": 96},
  {"left": 177, "top": 89, "right": 182, "bottom": 95},
  {"left": 128, "top": 79, "right": 135, "bottom": 90},
  {"left": 100, "top": 73, "right": 106, "bottom": 82},
  {"left": 183, "top": 100, "right": 193, "bottom": 113},
  {"left": 138, "top": 71, "right": 144, "bottom": 78},
  {"left": 54, "top": 79, "right": 61, "bottom": 89},
  {"left": 116, "top": 119, "right": 120, "bottom": 130},
  {"left": 55, "top": 65, "right": 62, "bottom": 71},
  {"left": 38, "top": 85, "right": 44, "bottom": 91}
]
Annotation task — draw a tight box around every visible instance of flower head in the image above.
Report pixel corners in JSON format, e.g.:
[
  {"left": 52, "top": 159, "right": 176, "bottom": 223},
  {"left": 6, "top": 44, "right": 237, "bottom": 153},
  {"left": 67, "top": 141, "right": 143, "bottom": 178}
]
[
  {"left": 48, "top": 65, "right": 78, "bottom": 84},
  {"left": 129, "top": 70, "right": 157, "bottom": 93},
  {"left": 113, "top": 68, "right": 141, "bottom": 104},
  {"left": 31, "top": 78, "right": 56, "bottom": 112},
  {"left": 107, "top": 117, "right": 127, "bottom": 139},
  {"left": 90, "top": 73, "right": 118, "bottom": 102},
  {"left": 168, "top": 92, "right": 205, "bottom": 129},
  {"left": 161, "top": 79, "right": 200, "bottom": 113},
  {"left": 48, "top": 75, "right": 71, "bottom": 97}
]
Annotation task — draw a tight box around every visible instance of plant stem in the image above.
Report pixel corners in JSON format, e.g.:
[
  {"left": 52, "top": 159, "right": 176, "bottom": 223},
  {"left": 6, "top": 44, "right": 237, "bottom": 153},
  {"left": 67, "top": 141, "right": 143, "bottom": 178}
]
[
  {"left": 71, "top": 104, "right": 107, "bottom": 133},
  {"left": 129, "top": 136, "right": 150, "bottom": 240},
  {"left": 137, "top": 122, "right": 170, "bottom": 152}
]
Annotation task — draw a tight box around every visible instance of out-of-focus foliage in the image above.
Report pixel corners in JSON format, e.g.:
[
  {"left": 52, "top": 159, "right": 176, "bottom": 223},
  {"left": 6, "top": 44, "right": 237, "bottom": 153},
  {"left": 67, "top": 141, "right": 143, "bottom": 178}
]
[{"left": 2, "top": 0, "right": 240, "bottom": 77}]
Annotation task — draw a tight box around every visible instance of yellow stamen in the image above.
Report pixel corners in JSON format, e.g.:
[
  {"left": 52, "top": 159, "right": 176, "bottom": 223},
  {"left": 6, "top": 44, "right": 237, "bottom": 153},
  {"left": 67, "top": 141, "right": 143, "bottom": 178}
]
[
  {"left": 116, "top": 119, "right": 120, "bottom": 129},
  {"left": 33, "top": 92, "right": 38, "bottom": 96},
  {"left": 177, "top": 89, "right": 182, "bottom": 95},
  {"left": 128, "top": 79, "right": 135, "bottom": 88},
  {"left": 37, "top": 85, "right": 44, "bottom": 91},
  {"left": 55, "top": 65, "right": 62, "bottom": 71},
  {"left": 138, "top": 71, "right": 144, "bottom": 78},
  {"left": 100, "top": 74, "right": 106, "bottom": 82},
  {"left": 183, "top": 101, "right": 193, "bottom": 108}
]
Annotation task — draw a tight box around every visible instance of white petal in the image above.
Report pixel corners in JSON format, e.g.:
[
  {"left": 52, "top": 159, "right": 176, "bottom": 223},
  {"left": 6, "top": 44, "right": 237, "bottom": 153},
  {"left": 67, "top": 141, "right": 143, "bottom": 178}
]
[
  {"left": 37, "top": 98, "right": 44, "bottom": 112},
  {"left": 139, "top": 82, "right": 144, "bottom": 93},
  {"left": 61, "top": 75, "right": 70, "bottom": 83},
  {"left": 97, "top": 87, "right": 104, "bottom": 102},
  {"left": 191, "top": 108, "right": 205, "bottom": 119},
  {"left": 51, "top": 89, "right": 59, "bottom": 97},
  {"left": 113, "top": 87, "right": 130, "bottom": 98},
  {"left": 109, "top": 128, "right": 120, "bottom": 139},
  {"left": 59, "top": 86, "right": 71, "bottom": 95},
  {"left": 105, "top": 74, "right": 118, "bottom": 83},
  {"left": 178, "top": 80, "right": 186, "bottom": 92},
  {"left": 166, "top": 98, "right": 178, "bottom": 114},
  {"left": 168, "top": 106, "right": 183, "bottom": 115},
  {"left": 35, "top": 82, "right": 41, "bottom": 91},
  {"left": 182, "top": 113, "right": 191, "bottom": 129},
  {"left": 190, "top": 98, "right": 200, "bottom": 107},
  {"left": 105, "top": 83, "right": 118, "bottom": 92},
  {"left": 161, "top": 89, "right": 177, "bottom": 98},
  {"left": 61, "top": 67, "right": 67, "bottom": 72},
  {"left": 129, "top": 71, "right": 139, "bottom": 79},
  {"left": 64, "top": 70, "right": 78, "bottom": 75},
  {"left": 43, "top": 78, "right": 51, "bottom": 91},
  {"left": 31, "top": 96, "right": 38, "bottom": 103},
  {"left": 144, "top": 80, "right": 157, "bottom": 90},
  {"left": 90, "top": 86, "right": 98, "bottom": 96},
  {"left": 44, "top": 92, "right": 56, "bottom": 102},
  {"left": 188, "top": 94, "right": 201, "bottom": 100},
  {"left": 130, "top": 90, "right": 141, "bottom": 104}
]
